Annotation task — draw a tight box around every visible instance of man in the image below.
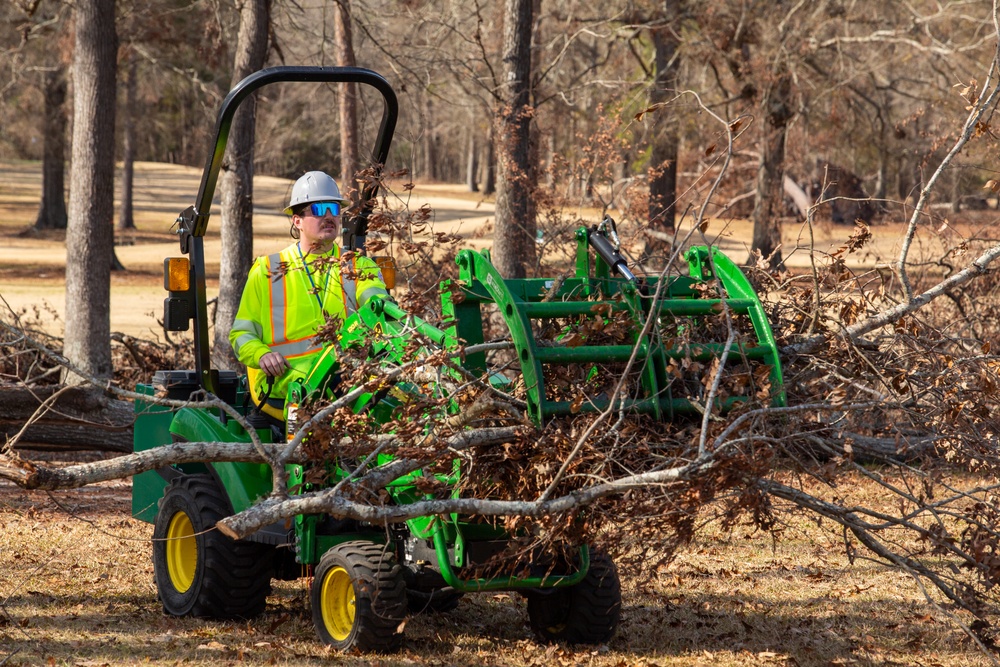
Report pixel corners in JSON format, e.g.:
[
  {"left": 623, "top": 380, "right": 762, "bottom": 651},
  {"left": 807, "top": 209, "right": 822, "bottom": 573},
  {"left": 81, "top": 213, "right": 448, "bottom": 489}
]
[{"left": 230, "top": 171, "right": 389, "bottom": 421}]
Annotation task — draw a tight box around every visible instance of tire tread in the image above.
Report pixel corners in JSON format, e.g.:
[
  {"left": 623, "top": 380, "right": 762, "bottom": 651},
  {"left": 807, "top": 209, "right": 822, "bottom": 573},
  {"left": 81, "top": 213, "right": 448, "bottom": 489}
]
[
  {"left": 312, "top": 540, "right": 407, "bottom": 653},
  {"left": 527, "top": 550, "right": 621, "bottom": 645},
  {"left": 153, "top": 474, "right": 273, "bottom": 619}
]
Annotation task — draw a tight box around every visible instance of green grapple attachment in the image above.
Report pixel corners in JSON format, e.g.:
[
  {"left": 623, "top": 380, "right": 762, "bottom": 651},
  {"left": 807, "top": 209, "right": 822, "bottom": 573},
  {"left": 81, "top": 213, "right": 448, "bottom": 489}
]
[{"left": 434, "top": 221, "right": 786, "bottom": 427}]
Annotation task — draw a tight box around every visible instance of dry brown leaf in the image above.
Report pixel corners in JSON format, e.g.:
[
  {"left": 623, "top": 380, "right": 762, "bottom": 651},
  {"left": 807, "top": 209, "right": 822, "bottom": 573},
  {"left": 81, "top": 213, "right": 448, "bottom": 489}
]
[{"left": 634, "top": 102, "right": 666, "bottom": 121}]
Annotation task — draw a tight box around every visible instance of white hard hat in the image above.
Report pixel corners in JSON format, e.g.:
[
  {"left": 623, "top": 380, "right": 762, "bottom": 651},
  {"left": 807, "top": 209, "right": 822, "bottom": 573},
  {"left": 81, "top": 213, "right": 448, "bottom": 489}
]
[{"left": 283, "top": 171, "right": 349, "bottom": 215}]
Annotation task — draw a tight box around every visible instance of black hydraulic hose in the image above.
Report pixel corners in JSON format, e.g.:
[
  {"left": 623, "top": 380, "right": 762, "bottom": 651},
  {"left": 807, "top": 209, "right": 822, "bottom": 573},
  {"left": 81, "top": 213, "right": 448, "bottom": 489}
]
[
  {"left": 588, "top": 226, "right": 638, "bottom": 284},
  {"left": 252, "top": 375, "right": 275, "bottom": 416}
]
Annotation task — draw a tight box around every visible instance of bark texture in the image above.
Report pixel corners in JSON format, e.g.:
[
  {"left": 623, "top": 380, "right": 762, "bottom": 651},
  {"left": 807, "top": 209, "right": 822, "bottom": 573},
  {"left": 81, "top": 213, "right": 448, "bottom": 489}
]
[
  {"left": 334, "top": 0, "right": 358, "bottom": 192},
  {"left": 645, "top": 0, "right": 681, "bottom": 254},
  {"left": 64, "top": 0, "right": 117, "bottom": 383},
  {"left": 212, "top": 0, "right": 271, "bottom": 372},
  {"left": 491, "top": 0, "right": 536, "bottom": 279},
  {"left": 0, "top": 386, "right": 132, "bottom": 453},
  {"left": 750, "top": 73, "right": 792, "bottom": 270}
]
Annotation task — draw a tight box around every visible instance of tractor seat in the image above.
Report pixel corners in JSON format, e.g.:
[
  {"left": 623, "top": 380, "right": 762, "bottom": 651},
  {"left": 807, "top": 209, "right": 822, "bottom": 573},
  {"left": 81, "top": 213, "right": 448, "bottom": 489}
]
[
  {"left": 244, "top": 408, "right": 285, "bottom": 442},
  {"left": 152, "top": 369, "right": 241, "bottom": 404}
]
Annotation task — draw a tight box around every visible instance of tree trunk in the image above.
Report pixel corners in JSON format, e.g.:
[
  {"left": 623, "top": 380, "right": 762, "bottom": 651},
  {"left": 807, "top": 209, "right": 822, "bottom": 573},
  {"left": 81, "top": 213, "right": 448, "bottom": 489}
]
[
  {"left": 117, "top": 52, "right": 137, "bottom": 231},
  {"left": 492, "top": 0, "right": 535, "bottom": 279},
  {"left": 750, "top": 73, "right": 792, "bottom": 270},
  {"left": 482, "top": 124, "right": 496, "bottom": 195},
  {"left": 911, "top": 116, "right": 924, "bottom": 202},
  {"left": 545, "top": 129, "right": 556, "bottom": 188},
  {"left": 110, "top": 249, "right": 126, "bottom": 272},
  {"left": 212, "top": 0, "right": 271, "bottom": 373},
  {"left": 644, "top": 0, "right": 681, "bottom": 260},
  {"left": 422, "top": 96, "right": 438, "bottom": 181},
  {"left": 875, "top": 155, "right": 887, "bottom": 201},
  {"left": 466, "top": 123, "right": 479, "bottom": 192},
  {"left": 782, "top": 175, "right": 812, "bottom": 219},
  {"left": 34, "top": 67, "right": 68, "bottom": 231},
  {"left": 0, "top": 386, "right": 132, "bottom": 453},
  {"left": 64, "top": 0, "right": 118, "bottom": 384},
  {"left": 874, "top": 113, "right": 888, "bottom": 202},
  {"left": 334, "top": 0, "right": 358, "bottom": 193},
  {"left": 895, "top": 155, "right": 909, "bottom": 202}
]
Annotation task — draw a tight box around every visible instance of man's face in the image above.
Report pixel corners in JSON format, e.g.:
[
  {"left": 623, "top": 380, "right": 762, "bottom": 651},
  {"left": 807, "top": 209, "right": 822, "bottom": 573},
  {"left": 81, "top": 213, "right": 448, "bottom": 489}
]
[{"left": 294, "top": 201, "right": 342, "bottom": 248}]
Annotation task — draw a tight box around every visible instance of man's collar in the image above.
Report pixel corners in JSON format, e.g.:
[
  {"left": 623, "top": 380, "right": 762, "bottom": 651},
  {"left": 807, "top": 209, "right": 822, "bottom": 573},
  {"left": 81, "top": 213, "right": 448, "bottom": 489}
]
[{"left": 296, "top": 241, "right": 340, "bottom": 258}]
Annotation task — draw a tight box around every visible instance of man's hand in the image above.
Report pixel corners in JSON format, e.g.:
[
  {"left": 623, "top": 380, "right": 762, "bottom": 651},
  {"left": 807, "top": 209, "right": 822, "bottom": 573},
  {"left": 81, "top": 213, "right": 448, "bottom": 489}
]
[{"left": 258, "top": 351, "right": 290, "bottom": 377}]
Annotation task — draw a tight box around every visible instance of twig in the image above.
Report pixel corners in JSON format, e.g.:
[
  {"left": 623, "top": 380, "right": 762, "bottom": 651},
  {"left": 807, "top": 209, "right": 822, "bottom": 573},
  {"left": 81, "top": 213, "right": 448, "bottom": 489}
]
[{"left": 897, "top": 8, "right": 1000, "bottom": 300}]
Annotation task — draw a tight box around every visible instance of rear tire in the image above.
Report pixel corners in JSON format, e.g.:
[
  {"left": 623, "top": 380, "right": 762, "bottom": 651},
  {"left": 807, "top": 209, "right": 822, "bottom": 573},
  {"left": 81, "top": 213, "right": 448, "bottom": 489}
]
[
  {"left": 152, "top": 474, "right": 273, "bottom": 619},
  {"left": 311, "top": 540, "right": 407, "bottom": 653},
  {"left": 526, "top": 549, "right": 621, "bottom": 645}
]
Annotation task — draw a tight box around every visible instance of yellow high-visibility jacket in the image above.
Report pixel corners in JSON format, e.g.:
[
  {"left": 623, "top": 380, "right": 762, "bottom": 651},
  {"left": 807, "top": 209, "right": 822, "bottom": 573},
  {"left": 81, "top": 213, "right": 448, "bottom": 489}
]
[{"left": 229, "top": 241, "right": 388, "bottom": 418}]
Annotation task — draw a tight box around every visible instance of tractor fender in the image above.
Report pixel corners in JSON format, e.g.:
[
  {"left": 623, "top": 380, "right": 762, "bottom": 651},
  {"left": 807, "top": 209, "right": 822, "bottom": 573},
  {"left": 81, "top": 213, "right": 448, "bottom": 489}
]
[{"left": 169, "top": 407, "right": 274, "bottom": 515}]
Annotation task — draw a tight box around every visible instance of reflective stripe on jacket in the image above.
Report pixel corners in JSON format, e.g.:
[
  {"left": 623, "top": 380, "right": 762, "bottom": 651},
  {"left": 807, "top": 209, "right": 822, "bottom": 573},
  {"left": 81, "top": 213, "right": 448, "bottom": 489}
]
[{"left": 229, "top": 241, "right": 389, "bottom": 408}]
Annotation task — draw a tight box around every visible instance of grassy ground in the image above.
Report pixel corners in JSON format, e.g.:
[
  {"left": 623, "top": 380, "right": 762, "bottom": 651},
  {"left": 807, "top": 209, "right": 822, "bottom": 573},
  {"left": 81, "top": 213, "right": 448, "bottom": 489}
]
[{"left": 0, "top": 468, "right": 991, "bottom": 667}]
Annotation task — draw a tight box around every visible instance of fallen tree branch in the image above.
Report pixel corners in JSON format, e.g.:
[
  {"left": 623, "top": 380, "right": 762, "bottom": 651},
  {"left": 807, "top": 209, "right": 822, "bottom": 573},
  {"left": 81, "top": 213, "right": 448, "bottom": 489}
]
[
  {"left": 0, "top": 440, "right": 292, "bottom": 490},
  {"left": 220, "top": 402, "right": 884, "bottom": 539},
  {"left": 758, "top": 474, "right": 1000, "bottom": 657},
  {"left": 0, "top": 426, "right": 527, "bottom": 493},
  {"left": 217, "top": 457, "right": 706, "bottom": 539},
  {"left": 782, "top": 239, "right": 1000, "bottom": 356}
]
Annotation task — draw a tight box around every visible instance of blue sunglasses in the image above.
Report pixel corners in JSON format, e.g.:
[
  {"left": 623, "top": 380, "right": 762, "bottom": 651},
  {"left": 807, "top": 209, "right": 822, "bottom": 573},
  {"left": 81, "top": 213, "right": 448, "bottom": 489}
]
[{"left": 308, "top": 201, "right": 341, "bottom": 217}]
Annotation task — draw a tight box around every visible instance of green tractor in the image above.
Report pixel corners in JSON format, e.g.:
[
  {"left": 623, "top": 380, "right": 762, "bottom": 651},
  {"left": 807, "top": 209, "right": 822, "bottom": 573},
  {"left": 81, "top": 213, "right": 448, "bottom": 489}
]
[{"left": 131, "top": 66, "right": 785, "bottom": 653}]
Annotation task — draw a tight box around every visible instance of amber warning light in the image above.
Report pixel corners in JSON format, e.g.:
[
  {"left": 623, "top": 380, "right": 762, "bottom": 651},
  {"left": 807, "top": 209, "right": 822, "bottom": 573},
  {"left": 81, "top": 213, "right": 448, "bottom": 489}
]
[
  {"left": 163, "top": 257, "right": 192, "bottom": 331},
  {"left": 374, "top": 256, "right": 396, "bottom": 291},
  {"left": 164, "top": 257, "right": 191, "bottom": 292}
]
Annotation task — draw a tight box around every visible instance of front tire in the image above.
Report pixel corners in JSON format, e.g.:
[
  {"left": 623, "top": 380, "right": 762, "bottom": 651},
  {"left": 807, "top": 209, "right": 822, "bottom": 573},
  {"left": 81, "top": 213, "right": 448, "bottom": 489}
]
[
  {"left": 526, "top": 549, "right": 621, "bottom": 645},
  {"left": 311, "top": 541, "right": 407, "bottom": 653},
  {"left": 152, "top": 474, "right": 272, "bottom": 619}
]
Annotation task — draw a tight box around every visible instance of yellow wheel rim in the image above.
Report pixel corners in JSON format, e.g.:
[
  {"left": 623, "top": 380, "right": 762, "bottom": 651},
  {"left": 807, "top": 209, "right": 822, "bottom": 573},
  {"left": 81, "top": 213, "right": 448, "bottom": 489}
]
[
  {"left": 320, "top": 565, "right": 355, "bottom": 642},
  {"left": 166, "top": 511, "right": 197, "bottom": 593}
]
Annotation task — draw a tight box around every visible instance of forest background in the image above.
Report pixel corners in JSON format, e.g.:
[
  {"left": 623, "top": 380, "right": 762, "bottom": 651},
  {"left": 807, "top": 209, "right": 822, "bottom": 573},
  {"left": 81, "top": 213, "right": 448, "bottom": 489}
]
[
  {"left": 6, "top": 1, "right": 1000, "bottom": 666},
  {"left": 5, "top": 0, "right": 1000, "bottom": 376}
]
